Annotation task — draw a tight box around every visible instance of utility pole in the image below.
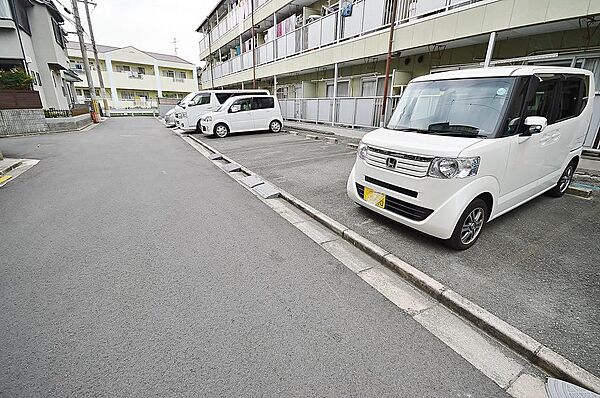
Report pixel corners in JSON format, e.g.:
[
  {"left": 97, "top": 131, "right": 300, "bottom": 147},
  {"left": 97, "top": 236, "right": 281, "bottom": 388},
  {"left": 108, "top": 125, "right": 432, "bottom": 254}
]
[
  {"left": 70, "top": 0, "right": 99, "bottom": 119},
  {"left": 82, "top": 0, "right": 109, "bottom": 116},
  {"left": 380, "top": 0, "right": 399, "bottom": 127},
  {"left": 251, "top": 0, "right": 257, "bottom": 89}
]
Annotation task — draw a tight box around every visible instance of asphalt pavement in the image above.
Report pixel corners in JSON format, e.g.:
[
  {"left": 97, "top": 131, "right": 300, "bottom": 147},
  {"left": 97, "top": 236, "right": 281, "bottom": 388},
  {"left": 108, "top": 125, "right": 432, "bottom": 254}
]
[
  {"left": 191, "top": 128, "right": 600, "bottom": 378},
  {"left": 0, "top": 118, "right": 508, "bottom": 397}
]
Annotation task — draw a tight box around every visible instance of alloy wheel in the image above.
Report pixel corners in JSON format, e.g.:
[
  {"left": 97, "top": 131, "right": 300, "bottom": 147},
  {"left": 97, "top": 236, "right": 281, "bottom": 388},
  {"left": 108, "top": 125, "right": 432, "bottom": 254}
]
[
  {"left": 559, "top": 166, "right": 574, "bottom": 193},
  {"left": 460, "top": 207, "right": 484, "bottom": 245},
  {"left": 270, "top": 121, "right": 281, "bottom": 132},
  {"left": 215, "top": 125, "right": 228, "bottom": 138}
]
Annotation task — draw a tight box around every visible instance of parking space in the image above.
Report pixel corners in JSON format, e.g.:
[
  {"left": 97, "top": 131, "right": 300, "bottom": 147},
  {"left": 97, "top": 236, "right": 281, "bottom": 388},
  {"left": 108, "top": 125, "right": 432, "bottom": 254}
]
[{"left": 191, "top": 129, "right": 600, "bottom": 377}]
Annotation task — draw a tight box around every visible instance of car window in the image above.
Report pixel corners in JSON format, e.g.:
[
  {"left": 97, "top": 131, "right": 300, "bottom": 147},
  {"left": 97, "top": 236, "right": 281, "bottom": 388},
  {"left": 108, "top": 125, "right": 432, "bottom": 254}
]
[
  {"left": 197, "top": 94, "right": 211, "bottom": 105},
  {"left": 231, "top": 98, "right": 252, "bottom": 112},
  {"left": 525, "top": 77, "right": 558, "bottom": 124},
  {"left": 557, "top": 76, "right": 585, "bottom": 121},
  {"left": 252, "top": 97, "right": 274, "bottom": 110}
]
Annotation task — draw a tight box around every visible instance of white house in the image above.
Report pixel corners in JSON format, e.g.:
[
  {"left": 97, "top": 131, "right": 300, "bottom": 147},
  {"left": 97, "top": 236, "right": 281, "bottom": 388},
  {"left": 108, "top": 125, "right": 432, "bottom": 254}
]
[{"left": 0, "top": 0, "right": 79, "bottom": 109}]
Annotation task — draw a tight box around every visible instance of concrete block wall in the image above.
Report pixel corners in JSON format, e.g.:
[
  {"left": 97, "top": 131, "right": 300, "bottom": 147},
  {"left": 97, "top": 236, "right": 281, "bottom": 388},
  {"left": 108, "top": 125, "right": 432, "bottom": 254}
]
[{"left": 0, "top": 109, "right": 49, "bottom": 137}]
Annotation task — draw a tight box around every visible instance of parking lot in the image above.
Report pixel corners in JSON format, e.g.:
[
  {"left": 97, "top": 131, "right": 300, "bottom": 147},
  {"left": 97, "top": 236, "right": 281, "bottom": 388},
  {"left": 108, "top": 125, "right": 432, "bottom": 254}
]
[{"left": 190, "top": 128, "right": 600, "bottom": 378}]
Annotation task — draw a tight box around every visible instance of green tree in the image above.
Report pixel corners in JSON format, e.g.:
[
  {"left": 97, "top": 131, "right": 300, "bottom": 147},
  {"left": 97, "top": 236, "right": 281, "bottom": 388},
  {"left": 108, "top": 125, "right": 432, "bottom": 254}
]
[{"left": 0, "top": 68, "right": 33, "bottom": 90}]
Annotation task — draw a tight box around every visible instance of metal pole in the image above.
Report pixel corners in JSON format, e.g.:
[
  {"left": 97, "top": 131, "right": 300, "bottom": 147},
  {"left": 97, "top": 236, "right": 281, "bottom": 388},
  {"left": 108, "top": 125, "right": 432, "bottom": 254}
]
[
  {"left": 484, "top": 32, "right": 496, "bottom": 68},
  {"left": 207, "top": 26, "right": 214, "bottom": 89},
  {"left": 332, "top": 63, "right": 338, "bottom": 126},
  {"left": 71, "top": 0, "right": 98, "bottom": 118},
  {"left": 251, "top": 0, "right": 257, "bottom": 89},
  {"left": 380, "top": 0, "right": 399, "bottom": 127},
  {"left": 82, "top": 0, "right": 109, "bottom": 116}
]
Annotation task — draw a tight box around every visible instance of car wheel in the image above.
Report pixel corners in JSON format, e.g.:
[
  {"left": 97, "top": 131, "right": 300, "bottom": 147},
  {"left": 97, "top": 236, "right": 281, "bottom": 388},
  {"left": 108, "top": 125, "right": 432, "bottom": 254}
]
[
  {"left": 214, "top": 123, "right": 229, "bottom": 138},
  {"left": 269, "top": 120, "right": 282, "bottom": 133},
  {"left": 446, "top": 198, "right": 488, "bottom": 250},
  {"left": 547, "top": 162, "right": 575, "bottom": 197},
  {"left": 195, "top": 119, "right": 202, "bottom": 133}
]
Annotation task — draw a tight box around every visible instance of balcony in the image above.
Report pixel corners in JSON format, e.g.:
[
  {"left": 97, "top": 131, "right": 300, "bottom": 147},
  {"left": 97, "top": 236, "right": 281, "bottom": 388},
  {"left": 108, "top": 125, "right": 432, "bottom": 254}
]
[
  {"left": 204, "top": 0, "right": 487, "bottom": 84},
  {"left": 160, "top": 76, "right": 197, "bottom": 92}
]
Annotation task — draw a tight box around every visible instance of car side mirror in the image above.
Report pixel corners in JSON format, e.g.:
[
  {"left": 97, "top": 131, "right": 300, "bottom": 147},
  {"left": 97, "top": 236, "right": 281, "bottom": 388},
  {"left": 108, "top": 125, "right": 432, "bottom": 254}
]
[
  {"left": 522, "top": 116, "right": 547, "bottom": 136},
  {"left": 229, "top": 104, "right": 240, "bottom": 113}
]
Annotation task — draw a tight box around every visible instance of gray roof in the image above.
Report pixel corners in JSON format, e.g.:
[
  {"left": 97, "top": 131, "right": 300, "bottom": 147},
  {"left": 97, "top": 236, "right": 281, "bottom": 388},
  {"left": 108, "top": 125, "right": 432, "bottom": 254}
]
[{"left": 66, "top": 42, "right": 193, "bottom": 65}]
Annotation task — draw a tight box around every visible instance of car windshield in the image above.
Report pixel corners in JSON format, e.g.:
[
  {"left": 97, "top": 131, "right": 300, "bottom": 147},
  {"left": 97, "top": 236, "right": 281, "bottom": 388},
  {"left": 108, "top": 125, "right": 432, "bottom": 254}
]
[
  {"left": 180, "top": 92, "right": 197, "bottom": 105},
  {"left": 387, "top": 77, "right": 516, "bottom": 138}
]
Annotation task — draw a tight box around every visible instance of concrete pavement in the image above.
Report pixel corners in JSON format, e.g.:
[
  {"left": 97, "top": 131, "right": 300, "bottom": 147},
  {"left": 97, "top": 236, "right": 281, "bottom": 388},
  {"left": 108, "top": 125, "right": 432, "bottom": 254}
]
[
  {"left": 190, "top": 129, "right": 600, "bottom": 379},
  {"left": 0, "top": 117, "right": 509, "bottom": 397}
]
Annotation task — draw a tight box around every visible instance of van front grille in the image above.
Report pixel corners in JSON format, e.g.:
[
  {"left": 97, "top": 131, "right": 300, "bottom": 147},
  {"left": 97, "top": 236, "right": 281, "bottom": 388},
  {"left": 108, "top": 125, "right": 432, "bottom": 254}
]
[
  {"left": 356, "top": 183, "right": 433, "bottom": 222},
  {"left": 365, "top": 145, "right": 433, "bottom": 177}
]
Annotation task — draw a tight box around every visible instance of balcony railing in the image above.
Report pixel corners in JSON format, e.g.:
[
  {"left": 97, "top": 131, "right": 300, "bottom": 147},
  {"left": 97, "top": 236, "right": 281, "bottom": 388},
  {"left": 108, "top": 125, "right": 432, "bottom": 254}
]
[
  {"left": 279, "top": 94, "right": 404, "bottom": 129},
  {"left": 205, "top": 0, "right": 485, "bottom": 83}
]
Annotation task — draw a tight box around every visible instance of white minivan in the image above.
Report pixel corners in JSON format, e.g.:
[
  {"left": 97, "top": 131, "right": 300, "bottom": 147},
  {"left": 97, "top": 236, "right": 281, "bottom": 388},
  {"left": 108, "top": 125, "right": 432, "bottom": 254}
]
[
  {"left": 347, "top": 66, "right": 594, "bottom": 249},
  {"left": 176, "top": 89, "right": 269, "bottom": 131},
  {"left": 200, "top": 94, "right": 283, "bottom": 138}
]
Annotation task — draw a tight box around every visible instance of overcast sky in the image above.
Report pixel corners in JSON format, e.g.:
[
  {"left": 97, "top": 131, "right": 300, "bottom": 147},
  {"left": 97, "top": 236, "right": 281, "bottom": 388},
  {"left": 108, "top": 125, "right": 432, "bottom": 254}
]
[{"left": 59, "top": 0, "right": 218, "bottom": 66}]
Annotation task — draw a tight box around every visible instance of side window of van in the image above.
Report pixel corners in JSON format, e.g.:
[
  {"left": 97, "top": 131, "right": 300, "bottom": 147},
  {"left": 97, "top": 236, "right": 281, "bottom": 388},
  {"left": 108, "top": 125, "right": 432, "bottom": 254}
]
[
  {"left": 191, "top": 94, "right": 210, "bottom": 106},
  {"left": 253, "top": 97, "right": 274, "bottom": 109},
  {"left": 556, "top": 76, "right": 585, "bottom": 121},
  {"left": 525, "top": 78, "right": 558, "bottom": 124},
  {"left": 216, "top": 93, "right": 233, "bottom": 104}
]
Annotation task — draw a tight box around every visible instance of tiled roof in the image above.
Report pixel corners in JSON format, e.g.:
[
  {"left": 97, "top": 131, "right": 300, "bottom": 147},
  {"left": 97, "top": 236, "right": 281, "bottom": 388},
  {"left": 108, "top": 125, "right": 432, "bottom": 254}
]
[{"left": 66, "top": 42, "right": 193, "bottom": 65}]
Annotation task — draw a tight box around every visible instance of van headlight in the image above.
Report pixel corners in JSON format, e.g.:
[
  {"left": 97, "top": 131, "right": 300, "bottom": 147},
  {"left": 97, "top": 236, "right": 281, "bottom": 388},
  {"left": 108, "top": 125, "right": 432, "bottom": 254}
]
[
  {"left": 428, "top": 157, "right": 480, "bottom": 179},
  {"left": 357, "top": 141, "right": 368, "bottom": 160},
  {"left": 204, "top": 116, "right": 212, "bottom": 122},
  {"left": 181, "top": 112, "right": 187, "bottom": 118}
]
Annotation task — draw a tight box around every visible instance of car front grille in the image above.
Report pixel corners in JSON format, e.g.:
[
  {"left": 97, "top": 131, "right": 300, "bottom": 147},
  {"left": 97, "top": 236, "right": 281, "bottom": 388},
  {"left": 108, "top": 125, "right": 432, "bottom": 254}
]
[
  {"left": 365, "top": 145, "right": 433, "bottom": 177},
  {"left": 356, "top": 183, "right": 433, "bottom": 222}
]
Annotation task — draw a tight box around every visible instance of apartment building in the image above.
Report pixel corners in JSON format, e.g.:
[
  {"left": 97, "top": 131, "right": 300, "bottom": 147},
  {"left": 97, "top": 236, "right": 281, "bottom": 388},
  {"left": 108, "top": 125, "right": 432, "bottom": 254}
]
[
  {"left": 66, "top": 42, "right": 198, "bottom": 109},
  {"left": 197, "top": 0, "right": 600, "bottom": 148},
  {"left": 0, "top": 0, "right": 79, "bottom": 109}
]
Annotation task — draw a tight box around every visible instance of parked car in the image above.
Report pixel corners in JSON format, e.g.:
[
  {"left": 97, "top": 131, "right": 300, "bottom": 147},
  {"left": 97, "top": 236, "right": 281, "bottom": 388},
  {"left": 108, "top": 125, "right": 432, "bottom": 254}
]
[
  {"left": 177, "top": 89, "right": 269, "bottom": 132},
  {"left": 200, "top": 94, "right": 283, "bottom": 138},
  {"left": 173, "top": 92, "right": 198, "bottom": 127},
  {"left": 347, "top": 66, "right": 594, "bottom": 249},
  {"left": 164, "top": 108, "right": 176, "bottom": 127}
]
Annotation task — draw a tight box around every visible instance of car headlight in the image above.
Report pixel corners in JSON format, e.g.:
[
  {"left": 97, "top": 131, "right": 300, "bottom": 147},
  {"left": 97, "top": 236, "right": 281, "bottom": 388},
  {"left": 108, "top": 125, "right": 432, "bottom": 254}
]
[
  {"left": 204, "top": 116, "right": 212, "bottom": 122},
  {"left": 428, "top": 157, "right": 480, "bottom": 179},
  {"left": 357, "top": 141, "right": 368, "bottom": 160}
]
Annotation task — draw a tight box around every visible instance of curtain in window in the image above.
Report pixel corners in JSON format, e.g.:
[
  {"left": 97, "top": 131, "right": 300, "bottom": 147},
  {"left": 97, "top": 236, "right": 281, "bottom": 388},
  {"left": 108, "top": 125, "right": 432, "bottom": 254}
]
[{"left": 0, "top": 0, "right": 11, "bottom": 19}]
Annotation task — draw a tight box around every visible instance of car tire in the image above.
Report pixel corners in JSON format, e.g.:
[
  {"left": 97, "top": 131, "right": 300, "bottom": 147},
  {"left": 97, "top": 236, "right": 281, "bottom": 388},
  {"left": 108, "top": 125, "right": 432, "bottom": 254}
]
[
  {"left": 214, "top": 123, "right": 229, "bottom": 138},
  {"left": 446, "top": 198, "right": 488, "bottom": 250},
  {"left": 546, "top": 161, "right": 575, "bottom": 198},
  {"left": 269, "top": 120, "right": 282, "bottom": 133},
  {"left": 195, "top": 119, "right": 202, "bottom": 133}
]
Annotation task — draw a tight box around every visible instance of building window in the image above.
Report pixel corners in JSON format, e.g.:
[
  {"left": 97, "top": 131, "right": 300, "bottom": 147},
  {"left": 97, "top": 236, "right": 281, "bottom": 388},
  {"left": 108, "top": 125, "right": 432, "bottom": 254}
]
[
  {"left": 116, "top": 65, "right": 130, "bottom": 72},
  {"left": 0, "top": 0, "right": 12, "bottom": 19},
  {"left": 36, "top": 72, "right": 41, "bottom": 86},
  {"left": 52, "top": 18, "right": 65, "bottom": 48},
  {"left": 137, "top": 67, "right": 145, "bottom": 74},
  {"left": 15, "top": 0, "right": 30, "bottom": 34},
  {"left": 177, "top": 71, "right": 186, "bottom": 79},
  {"left": 326, "top": 81, "right": 350, "bottom": 97},
  {"left": 120, "top": 91, "right": 134, "bottom": 100},
  {"left": 276, "top": 86, "right": 289, "bottom": 99},
  {"left": 163, "top": 70, "right": 175, "bottom": 78}
]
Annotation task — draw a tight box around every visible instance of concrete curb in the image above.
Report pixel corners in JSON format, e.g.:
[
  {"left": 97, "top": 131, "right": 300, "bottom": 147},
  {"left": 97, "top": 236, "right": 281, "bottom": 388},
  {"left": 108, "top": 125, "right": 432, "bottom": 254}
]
[
  {"left": 0, "top": 159, "right": 23, "bottom": 175},
  {"left": 185, "top": 133, "right": 600, "bottom": 394},
  {"left": 566, "top": 186, "right": 593, "bottom": 198}
]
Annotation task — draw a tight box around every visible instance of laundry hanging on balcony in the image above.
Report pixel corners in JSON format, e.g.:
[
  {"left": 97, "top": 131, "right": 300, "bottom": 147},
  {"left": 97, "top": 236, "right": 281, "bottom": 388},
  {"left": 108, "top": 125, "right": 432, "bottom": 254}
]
[{"left": 341, "top": 1, "right": 353, "bottom": 17}]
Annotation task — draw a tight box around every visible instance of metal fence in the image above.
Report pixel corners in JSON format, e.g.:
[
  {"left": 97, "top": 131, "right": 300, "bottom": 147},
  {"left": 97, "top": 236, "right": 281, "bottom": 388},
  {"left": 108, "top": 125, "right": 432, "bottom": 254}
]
[{"left": 279, "top": 95, "right": 402, "bottom": 128}]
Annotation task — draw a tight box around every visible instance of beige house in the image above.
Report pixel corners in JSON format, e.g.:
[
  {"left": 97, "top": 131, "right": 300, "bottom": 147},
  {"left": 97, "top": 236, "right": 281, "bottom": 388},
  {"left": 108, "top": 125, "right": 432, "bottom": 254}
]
[
  {"left": 197, "top": 0, "right": 600, "bottom": 148},
  {"left": 66, "top": 42, "right": 198, "bottom": 109}
]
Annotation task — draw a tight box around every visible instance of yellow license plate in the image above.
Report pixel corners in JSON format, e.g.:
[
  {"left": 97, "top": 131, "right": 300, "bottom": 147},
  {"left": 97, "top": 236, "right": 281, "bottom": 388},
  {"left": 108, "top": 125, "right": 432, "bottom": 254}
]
[{"left": 364, "top": 187, "right": 386, "bottom": 209}]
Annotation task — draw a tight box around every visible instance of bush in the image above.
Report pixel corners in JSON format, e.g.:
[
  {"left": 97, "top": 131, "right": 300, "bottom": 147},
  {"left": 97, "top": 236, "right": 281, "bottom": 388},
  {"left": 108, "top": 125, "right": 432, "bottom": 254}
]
[{"left": 0, "top": 68, "right": 33, "bottom": 90}]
